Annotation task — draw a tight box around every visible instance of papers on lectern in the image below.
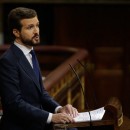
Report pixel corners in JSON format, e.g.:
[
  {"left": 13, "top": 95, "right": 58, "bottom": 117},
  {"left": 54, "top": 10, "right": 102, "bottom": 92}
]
[{"left": 74, "top": 107, "right": 105, "bottom": 122}]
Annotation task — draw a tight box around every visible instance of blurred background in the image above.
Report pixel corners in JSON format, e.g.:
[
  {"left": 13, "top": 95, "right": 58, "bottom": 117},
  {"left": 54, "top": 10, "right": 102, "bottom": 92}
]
[{"left": 0, "top": 0, "right": 130, "bottom": 119}]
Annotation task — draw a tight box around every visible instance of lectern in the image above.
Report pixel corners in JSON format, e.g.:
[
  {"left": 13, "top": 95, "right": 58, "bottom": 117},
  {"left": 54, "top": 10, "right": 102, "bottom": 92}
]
[{"left": 53, "top": 97, "right": 123, "bottom": 130}]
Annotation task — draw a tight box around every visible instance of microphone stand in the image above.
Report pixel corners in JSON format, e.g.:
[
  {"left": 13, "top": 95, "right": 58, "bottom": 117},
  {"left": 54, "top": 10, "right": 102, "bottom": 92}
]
[
  {"left": 77, "top": 59, "right": 98, "bottom": 108},
  {"left": 69, "top": 64, "right": 93, "bottom": 128}
]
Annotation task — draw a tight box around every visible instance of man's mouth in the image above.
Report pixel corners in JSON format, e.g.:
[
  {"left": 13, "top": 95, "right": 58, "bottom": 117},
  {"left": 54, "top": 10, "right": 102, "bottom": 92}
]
[{"left": 33, "top": 36, "right": 39, "bottom": 41}]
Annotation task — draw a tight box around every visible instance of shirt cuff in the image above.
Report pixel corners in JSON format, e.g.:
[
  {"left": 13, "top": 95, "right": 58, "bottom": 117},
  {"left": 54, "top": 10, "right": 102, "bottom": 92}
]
[
  {"left": 55, "top": 106, "right": 62, "bottom": 113},
  {"left": 47, "top": 113, "right": 52, "bottom": 124},
  {"left": 47, "top": 106, "right": 62, "bottom": 123}
]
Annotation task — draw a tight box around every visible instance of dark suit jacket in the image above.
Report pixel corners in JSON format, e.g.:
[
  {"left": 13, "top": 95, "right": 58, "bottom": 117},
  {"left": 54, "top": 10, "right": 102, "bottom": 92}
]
[{"left": 0, "top": 44, "right": 59, "bottom": 130}]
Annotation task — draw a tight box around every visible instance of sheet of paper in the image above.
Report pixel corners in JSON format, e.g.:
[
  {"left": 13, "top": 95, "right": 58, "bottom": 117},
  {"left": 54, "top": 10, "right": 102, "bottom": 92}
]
[{"left": 74, "top": 107, "right": 105, "bottom": 122}]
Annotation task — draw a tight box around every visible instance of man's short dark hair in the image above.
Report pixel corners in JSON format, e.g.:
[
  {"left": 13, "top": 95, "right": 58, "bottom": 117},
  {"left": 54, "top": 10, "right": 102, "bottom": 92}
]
[{"left": 8, "top": 7, "right": 37, "bottom": 38}]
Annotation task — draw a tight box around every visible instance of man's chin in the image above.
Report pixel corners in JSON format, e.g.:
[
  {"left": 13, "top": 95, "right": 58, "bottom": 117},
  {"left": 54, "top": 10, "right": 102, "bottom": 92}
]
[
  {"left": 32, "top": 39, "right": 40, "bottom": 46},
  {"left": 32, "top": 42, "right": 40, "bottom": 46},
  {"left": 23, "top": 42, "right": 40, "bottom": 47}
]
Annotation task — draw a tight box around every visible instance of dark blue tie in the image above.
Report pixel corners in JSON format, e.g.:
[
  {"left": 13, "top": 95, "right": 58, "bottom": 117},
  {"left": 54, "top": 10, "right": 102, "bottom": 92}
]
[{"left": 30, "top": 50, "right": 40, "bottom": 80}]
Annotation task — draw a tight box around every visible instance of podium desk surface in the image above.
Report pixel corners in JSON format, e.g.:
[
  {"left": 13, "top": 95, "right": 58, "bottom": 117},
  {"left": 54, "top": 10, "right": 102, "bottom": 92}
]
[
  {"left": 53, "top": 116, "right": 130, "bottom": 130},
  {"left": 53, "top": 119, "right": 115, "bottom": 129}
]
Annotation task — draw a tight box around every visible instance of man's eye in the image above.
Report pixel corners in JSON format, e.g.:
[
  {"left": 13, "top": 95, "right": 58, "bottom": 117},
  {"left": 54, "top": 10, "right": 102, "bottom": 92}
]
[{"left": 27, "top": 26, "right": 33, "bottom": 29}]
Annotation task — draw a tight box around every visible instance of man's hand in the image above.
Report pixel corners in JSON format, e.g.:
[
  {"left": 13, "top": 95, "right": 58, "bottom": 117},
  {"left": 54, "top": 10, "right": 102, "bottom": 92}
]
[
  {"left": 57, "top": 104, "right": 79, "bottom": 118},
  {"left": 52, "top": 113, "right": 75, "bottom": 124}
]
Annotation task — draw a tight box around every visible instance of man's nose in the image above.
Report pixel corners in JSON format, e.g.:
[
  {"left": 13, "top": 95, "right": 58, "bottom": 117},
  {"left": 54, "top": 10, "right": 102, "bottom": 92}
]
[{"left": 33, "top": 27, "right": 39, "bottom": 33}]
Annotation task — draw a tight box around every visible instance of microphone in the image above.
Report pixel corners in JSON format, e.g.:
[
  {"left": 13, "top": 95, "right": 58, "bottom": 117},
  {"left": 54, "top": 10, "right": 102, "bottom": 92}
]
[
  {"left": 69, "top": 63, "right": 92, "bottom": 127},
  {"left": 77, "top": 59, "right": 88, "bottom": 72},
  {"left": 77, "top": 59, "right": 98, "bottom": 108}
]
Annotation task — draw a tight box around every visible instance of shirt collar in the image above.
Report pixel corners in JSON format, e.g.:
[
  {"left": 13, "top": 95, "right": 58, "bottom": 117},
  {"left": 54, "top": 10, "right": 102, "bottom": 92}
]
[{"left": 14, "top": 42, "right": 33, "bottom": 55}]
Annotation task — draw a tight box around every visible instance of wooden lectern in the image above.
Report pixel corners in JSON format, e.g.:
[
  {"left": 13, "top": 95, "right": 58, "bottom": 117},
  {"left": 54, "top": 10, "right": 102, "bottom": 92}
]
[{"left": 53, "top": 97, "right": 123, "bottom": 130}]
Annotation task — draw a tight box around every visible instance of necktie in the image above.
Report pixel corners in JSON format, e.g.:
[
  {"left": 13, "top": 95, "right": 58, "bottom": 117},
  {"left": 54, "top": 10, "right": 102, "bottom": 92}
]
[{"left": 30, "top": 50, "right": 40, "bottom": 80}]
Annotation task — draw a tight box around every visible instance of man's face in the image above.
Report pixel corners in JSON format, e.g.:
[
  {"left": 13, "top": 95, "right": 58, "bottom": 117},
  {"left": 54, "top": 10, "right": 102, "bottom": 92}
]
[{"left": 14, "top": 16, "right": 40, "bottom": 47}]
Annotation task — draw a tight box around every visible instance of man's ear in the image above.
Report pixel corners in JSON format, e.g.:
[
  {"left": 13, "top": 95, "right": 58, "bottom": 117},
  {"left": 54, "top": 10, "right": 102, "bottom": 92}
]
[{"left": 13, "top": 29, "right": 20, "bottom": 38}]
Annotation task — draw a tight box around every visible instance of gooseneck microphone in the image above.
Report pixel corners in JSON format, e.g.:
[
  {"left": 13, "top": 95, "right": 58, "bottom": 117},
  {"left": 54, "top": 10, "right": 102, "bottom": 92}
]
[
  {"left": 77, "top": 59, "right": 98, "bottom": 108},
  {"left": 69, "top": 63, "right": 92, "bottom": 127},
  {"left": 77, "top": 59, "right": 88, "bottom": 71}
]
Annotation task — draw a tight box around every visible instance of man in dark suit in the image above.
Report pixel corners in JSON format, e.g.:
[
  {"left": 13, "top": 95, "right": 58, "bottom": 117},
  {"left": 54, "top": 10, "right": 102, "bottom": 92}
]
[{"left": 0, "top": 7, "right": 78, "bottom": 130}]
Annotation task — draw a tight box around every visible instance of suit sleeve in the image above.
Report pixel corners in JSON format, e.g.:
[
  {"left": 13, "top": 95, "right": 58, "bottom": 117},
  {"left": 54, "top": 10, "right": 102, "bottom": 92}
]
[{"left": 40, "top": 87, "right": 60, "bottom": 113}]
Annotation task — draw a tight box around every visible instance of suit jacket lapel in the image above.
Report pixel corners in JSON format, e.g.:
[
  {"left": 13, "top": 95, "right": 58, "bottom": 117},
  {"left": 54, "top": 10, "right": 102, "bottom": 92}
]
[{"left": 11, "top": 44, "right": 42, "bottom": 92}]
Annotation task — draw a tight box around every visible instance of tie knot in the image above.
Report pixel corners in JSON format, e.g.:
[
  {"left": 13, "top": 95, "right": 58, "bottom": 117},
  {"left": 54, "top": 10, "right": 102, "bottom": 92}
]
[{"left": 30, "top": 50, "right": 35, "bottom": 57}]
